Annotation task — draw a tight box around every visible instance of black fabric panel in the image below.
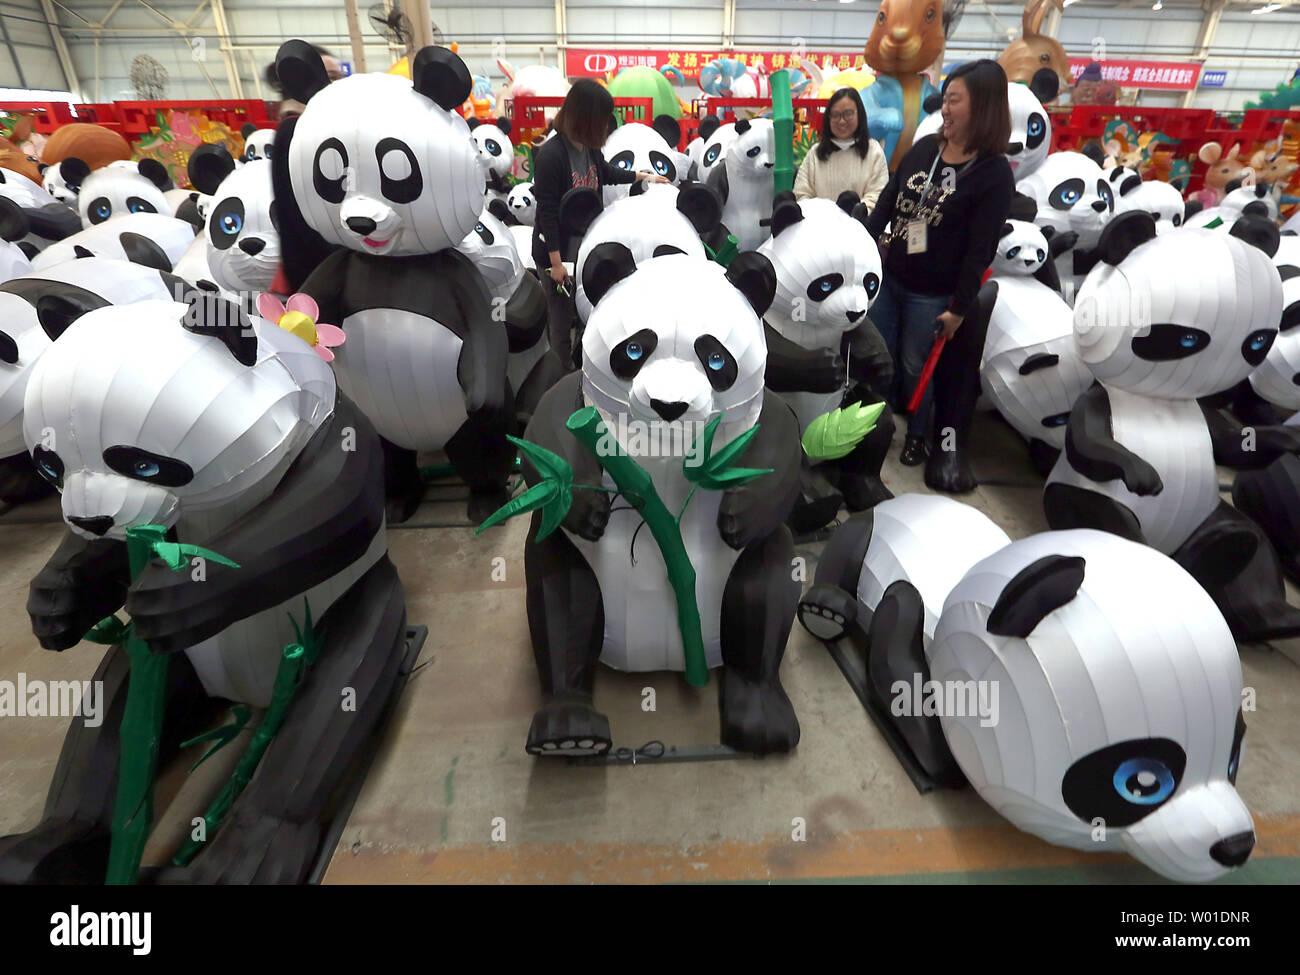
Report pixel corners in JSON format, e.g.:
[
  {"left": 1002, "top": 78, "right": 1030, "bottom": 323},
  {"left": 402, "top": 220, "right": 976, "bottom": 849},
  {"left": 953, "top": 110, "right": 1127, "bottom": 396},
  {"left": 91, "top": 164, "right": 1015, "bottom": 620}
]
[
  {"left": 524, "top": 510, "right": 605, "bottom": 699},
  {"left": 520, "top": 372, "right": 611, "bottom": 540},
  {"left": 1235, "top": 453, "right": 1300, "bottom": 576},
  {"left": 812, "top": 509, "right": 874, "bottom": 591},
  {"left": 1061, "top": 383, "right": 1163, "bottom": 494},
  {"left": 762, "top": 322, "right": 844, "bottom": 393},
  {"left": 716, "top": 395, "right": 802, "bottom": 550},
  {"left": 502, "top": 273, "right": 547, "bottom": 352},
  {"left": 1043, "top": 482, "right": 1145, "bottom": 542},
  {"left": 845, "top": 318, "right": 894, "bottom": 395},
  {"left": 28, "top": 532, "right": 130, "bottom": 651}
]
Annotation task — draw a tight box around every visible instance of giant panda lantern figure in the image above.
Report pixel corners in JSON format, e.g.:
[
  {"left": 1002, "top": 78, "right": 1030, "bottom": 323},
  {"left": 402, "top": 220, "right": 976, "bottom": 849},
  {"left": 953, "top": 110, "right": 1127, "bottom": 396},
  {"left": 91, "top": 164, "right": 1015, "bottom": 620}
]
[
  {"left": 799, "top": 503, "right": 1255, "bottom": 884},
  {"left": 0, "top": 294, "right": 407, "bottom": 884},
  {"left": 515, "top": 252, "right": 804, "bottom": 756},
  {"left": 271, "top": 40, "right": 514, "bottom": 523},
  {"left": 1044, "top": 212, "right": 1300, "bottom": 641}
]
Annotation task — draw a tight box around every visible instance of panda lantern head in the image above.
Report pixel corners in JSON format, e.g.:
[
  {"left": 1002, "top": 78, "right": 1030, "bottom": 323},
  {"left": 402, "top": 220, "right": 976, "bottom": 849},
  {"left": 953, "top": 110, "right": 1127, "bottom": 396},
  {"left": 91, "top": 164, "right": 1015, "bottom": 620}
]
[
  {"left": 76, "top": 159, "right": 171, "bottom": 229},
  {"left": 505, "top": 182, "right": 536, "bottom": 225},
  {"left": 465, "top": 116, "right": 514, "bottom": 179},
  {"left": 604, "top": 116, "right": 689, "bottom": 196},
  {"left": 580, "top": 252, "right": 773, "bottom": 440},
  {"left": 1074, "top": 213, "right": 1281, "bottom": 399},
  {"left": 991, "top": 219, "right": 1050, "bottom": 277},
  {"left": 933, "top": 529, "right": 1252, "bottom": 884},
  {"left": 278, "top": 40, "right": 481, "bottom": 258},
  {"left": 188, "top": 145, "right": 280, "bottom": 293},
  {"left": 1019, "top": 151, "right": 1114, "bottom": 246},
  {"left": 727, "top": 118, "right": 775, "bottom": 177},
  {"left": 758, "top": 196, "right": 881, "bottom": 349},
  {"left": 23, "top": 293, "right": 335, "bottom": 539},
  {"left": 42, "top": 157, "right": 91, "bottom": 205}
]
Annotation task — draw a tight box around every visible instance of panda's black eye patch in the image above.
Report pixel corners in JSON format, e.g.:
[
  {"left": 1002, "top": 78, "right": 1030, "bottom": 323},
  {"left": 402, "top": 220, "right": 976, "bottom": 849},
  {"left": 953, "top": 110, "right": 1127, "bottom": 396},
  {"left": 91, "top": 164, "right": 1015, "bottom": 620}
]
[
  {"left": 1228, "top": 708, "right": 1245, "bottom": 785},
  {"left": 87, "top": 196, "right": 113, "bottom": 225},
  {"left": 1062, "top": 737, "right": 1185, "bottom": 828},
  {"left": 1026, "top": 113, "right": 1046, "bottom": 149},
  {"left": 31, "top": 446, "right": 63, "bottom": 486},
  {"left": 694, "top": 334, "right": 738, "bottom": 390},
  {"left": 1278, "top": 265, "right": 1300, "bottom": 282},
  {"left": 1281, "top": 301, "right": 1300, "bottom": 332},
  {"left": 1241, "top": 329, "right": 1275, "bottom": 366},
  {"left": 652, "top": 244, "right": 686, "bottom": 258},
  {"left": 209, "top": 197, "right": 244, "bottom": 250},
  {"left": 103, "top": 445, "right": 194, "bottom": 487},
  {"left": 1131, "top": 323, "right": 1211, "bottom": 361},
  {"left": 0, "top": 329, "right": 17, "bottom": 364},
  {"left": 1041, "top": 412, "right": 1069, "bottom": 428},
  {"left": 649, "top": 151, "right": 675, "bottom": 181},
  {"left": 376, "top": 137, "right": 423, "bottom": 204},
  {"left": 807, "top": 272, "right": 844, "bottom": 302},
  {"left": 610, "top": 328, "right": 658, "bottom": 379},
  {"left": 126, "top": 196, "right": 157, "bottom": 215},
  {"left": 268, "top": 200, "right": 280, "bottom": 234},
  {"left": 474, "top": 222, "right": 494, "bottom": 245},
  {"left": 704, "top": 144, "right": 722, "bottom": 167},
  {"left": 1019, "top": 352, "right": 1060, "bottom": 375},
  {"left": 863, "top": 272, "right": 880, "bottom": 299},
  {"left": 313, "top": 138, "right": 349, "bottom": 205},
  {"left": 485, "top": 139, "right": 502, "bottom": 157},
  {"left": 1048, "top": 178, "right": 1085, "bottom": 211},
  {"left": 609, "top": 150, "right": 635, "bottom": 172},
  {"left": 1096, "top": 179, "right": 1114, "bottom": 211}
]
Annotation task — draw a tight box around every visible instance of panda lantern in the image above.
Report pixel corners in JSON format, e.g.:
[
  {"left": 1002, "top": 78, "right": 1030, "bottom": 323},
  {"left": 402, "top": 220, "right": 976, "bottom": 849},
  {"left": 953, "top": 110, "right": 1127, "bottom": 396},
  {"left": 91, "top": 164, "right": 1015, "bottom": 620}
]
[
  {"left": 502, "top": 252, "right": 805, "bottom": 756},
  {"left": 466, "top": 116, "right": 514, "bottom": 205},
  {"left": 758, "top": 193, "right": 897, "bottom": 529},
  {"left": 1044, "top": 211, "right": 1300, "bottom": 642},
  {"left": 706, "top": 117, "right": 776, "bottom": 253},
  {"left": 797, "top": 497, "right": 1254, "bottom": 884},
  {"left": 0, "top": 293, "right": 408, "bottom": 884},
  {"left": 271, "top": 40, "right": 515, "bottom": 524},
  {"left": 1018, "top": 150, "right": 1116, "bottom": 302},
  {"left": 184, "top": 143, "right": 282, "bottom": 297},
  {"left": 600, "top": 116, "right": 691, "bottom": 206}
]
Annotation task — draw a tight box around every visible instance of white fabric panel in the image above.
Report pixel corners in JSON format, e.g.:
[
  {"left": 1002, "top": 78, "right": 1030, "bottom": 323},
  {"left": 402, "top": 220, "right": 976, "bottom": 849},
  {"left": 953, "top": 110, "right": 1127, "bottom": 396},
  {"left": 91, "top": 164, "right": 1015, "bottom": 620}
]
[{"left": 31, "top": 213, "right": 197, "bottom": 271}]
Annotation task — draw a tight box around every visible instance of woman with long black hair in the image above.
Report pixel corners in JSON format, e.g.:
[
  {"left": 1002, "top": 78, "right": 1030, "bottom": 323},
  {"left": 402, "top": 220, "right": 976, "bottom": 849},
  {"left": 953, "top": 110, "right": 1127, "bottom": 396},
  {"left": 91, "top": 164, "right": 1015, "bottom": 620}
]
[
  {"left": 794, "top": 86, "right": 888, "bottom": 210},
  {"left": 866, "top": 59, "right": 1015, "bottom": 492}
]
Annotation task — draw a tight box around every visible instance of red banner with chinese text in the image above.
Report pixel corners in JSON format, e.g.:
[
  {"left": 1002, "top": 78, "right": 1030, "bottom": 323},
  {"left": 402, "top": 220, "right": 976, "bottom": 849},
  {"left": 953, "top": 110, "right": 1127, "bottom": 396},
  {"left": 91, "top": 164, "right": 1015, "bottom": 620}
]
[
  {"left": 563, "top": 48, "right": 867, "bottom": 81},
  {"left": 1066, "top": 59, "right": 1201, "bottom": 91}
]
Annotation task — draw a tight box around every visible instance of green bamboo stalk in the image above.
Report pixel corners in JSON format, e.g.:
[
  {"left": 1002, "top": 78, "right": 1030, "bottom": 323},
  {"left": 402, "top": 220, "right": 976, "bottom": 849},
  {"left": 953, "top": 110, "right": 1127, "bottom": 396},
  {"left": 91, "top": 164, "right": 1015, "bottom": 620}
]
[
  {"left": 171, "top": 643, "right": 305, "bottom": 867},
  {"left": 566, "top": 407, "right": 710, "bottom": 688},
  {"left": 771, "top": 69, "right": 795, "bottom": 196},
  {"left": 105, "top": 525, "right": 173, "bottom": 886}
]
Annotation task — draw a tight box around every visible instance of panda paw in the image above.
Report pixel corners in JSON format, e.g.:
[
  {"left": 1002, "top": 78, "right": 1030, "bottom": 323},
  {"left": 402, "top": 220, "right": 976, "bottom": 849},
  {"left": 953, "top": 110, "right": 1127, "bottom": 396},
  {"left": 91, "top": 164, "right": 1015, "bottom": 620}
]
[
  {"left": 719, "top": 672, "right": 800, "bottom": 755},
  {"left": 797, "top": 584, "right": 858, "bottom": 641},
  {"left": 526, "top": 697, "right": 612, "bottom": 757},
  {"left": 562, "top": 487, "right": 611, "bottom": 541},
  {"left": 1122, "top": 462, "right": 1164, "bottom": 497}
]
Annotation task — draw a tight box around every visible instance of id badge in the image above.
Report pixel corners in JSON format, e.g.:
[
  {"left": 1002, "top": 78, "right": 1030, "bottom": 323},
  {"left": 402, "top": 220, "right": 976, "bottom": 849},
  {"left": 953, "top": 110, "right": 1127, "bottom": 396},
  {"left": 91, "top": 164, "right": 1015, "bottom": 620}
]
[{"left": 907, "top": 219, "right": 928, "bottom": 254}]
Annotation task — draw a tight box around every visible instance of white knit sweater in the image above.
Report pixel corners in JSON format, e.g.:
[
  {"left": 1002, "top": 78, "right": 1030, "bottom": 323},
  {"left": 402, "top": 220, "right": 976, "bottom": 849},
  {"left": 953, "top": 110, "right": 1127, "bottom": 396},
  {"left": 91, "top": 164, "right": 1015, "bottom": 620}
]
[{"left": 793, "top": 139, "right": 889, "bottom": 210}]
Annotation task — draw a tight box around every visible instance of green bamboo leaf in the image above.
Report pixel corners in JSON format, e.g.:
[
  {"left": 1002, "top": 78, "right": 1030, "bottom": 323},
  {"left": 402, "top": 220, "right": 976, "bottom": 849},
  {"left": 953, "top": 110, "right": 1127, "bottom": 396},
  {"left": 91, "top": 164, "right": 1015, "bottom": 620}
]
[
  {"left": 474, "top": 479, "right": 571, "bottom": 538},
  {"left": 180, "top": 704, "right": 252, "bottom": 772},
  {"left": 84, "top": 615, "right": 132, "bottom": 645},
  {"left": 802, "top": 401, "right": 885, "bottom": 460},
  {"left": 704, "top": 422, "right": 761, "bottom": 472},
  {"left": 148, "top": 540, "right": 240, "bottom": 571},
  {"left": 509, "top": 434, "right": 573, "bottom": 486},
  {"left": 693, "top": 466, "right": 773, "bottom": 490}
]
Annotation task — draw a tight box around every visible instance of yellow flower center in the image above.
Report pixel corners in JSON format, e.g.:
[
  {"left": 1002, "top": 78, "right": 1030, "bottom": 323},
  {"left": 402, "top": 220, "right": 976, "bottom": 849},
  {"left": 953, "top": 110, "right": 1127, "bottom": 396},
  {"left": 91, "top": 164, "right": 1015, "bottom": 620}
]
[{"left": 278, "top": 310, "right": 318, "bottom": 347}]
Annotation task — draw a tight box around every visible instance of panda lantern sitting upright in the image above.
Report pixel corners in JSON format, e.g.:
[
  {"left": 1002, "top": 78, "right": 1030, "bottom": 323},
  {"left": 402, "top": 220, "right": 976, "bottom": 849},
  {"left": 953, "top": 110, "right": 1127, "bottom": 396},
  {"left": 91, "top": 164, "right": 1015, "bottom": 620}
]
[
  {"left": 271, "top": 40, "right": 514, "bottom": 523},
  {"left": 517, "top": 251, "right": 804, "bottom": 756},
  {"left": 1044, "top": 211, "right": 1300, "bottom": 641}
]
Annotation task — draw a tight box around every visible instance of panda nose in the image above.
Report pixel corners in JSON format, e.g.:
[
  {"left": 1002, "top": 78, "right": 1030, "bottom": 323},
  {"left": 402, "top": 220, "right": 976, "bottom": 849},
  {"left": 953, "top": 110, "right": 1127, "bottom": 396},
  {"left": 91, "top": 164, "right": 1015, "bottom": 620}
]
[
  {"left": 1006, "top": 141, "right": 1023, "bottom": 155},
  {"left": 1091, "top": 200, "right": 1108, "bottom": 212},
  {"left": 346, "top": 216, "right": 377, "bottom": 235},
  {"left": 1209, "top": 830, "right": 1255, "bottom": 868},
  {"left": 763, "top": 162, "right": 774, "bottom": 169},
  {"left": 846, "top": 309, "right": 864, "bottom": 322},
  {"left": 69, "top": 515, "right": 114, "bottom": 537},
  {"left": 651, "top": 399, "right": 689, "bottom": 421},
  {"left": 238, "top": 237, "right": 265, "bottom": 255}
]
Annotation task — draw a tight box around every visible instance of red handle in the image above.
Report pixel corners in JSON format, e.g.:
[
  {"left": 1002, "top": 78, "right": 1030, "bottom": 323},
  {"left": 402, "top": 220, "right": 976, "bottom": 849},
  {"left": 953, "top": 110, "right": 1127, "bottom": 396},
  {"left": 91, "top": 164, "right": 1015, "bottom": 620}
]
[{"left": 907, "top": 333, "right": 948, "bottom": 412}]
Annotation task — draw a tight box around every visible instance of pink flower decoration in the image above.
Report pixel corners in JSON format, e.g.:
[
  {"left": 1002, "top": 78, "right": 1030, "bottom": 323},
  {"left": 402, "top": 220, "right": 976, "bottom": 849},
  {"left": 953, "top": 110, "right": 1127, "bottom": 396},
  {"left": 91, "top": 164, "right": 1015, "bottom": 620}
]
[{"left": 256, "top": 292, "right": 346, "bottom": 362}]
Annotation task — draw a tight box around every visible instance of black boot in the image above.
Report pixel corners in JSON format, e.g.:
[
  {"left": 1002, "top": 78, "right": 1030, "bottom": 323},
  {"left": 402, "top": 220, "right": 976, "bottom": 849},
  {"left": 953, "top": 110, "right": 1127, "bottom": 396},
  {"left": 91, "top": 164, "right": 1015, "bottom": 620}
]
[{"left": 925, "top": 425, "right": 976, "bottom": 493}]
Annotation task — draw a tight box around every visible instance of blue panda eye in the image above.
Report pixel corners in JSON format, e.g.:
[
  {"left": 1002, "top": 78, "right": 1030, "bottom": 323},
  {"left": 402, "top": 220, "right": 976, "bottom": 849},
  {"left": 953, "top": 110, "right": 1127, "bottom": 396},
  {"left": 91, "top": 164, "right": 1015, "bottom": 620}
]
[
  {"left": 1061, "top": 190, "right": 1078, "bottom": 204},
  {"left": 38, "top": 459, "right": 57, "bottom": 478},
  {"left": 133, "top": 459, "right": 160, "bottom": 478},
  {"left": 1037, "top": 249, "right": 1046, "bottom": 262},
  {"left": 617, "top": 158, "right": 632, "bottom": 169},
  {"left": 626, "top": 342, "right": 643, "bottom": 360},
  {"left": 820, "top": 280, "right": 833, "bottom": 293},
  {"left": 1112, "top": 757, "right": 1176, "bottom": 806},
  {"left": 93, "top": 201, "right": 110, "bottom": 218},
  {"left": 1181, "top": 331, "right": 1199, "bottom": 348},
  {"left": 654, "top": 158, "right": 669, "bottom": 175},
  {"left": 707, "top": 352, "right": 725, "bottom": 370},
  {"left": 1007, "top": 246, "right": 1020, "bottom": 258},
  {"left": 1028, "top": 118, "right": 1044, "bottom": 136},
  {"left": 222, "top": 212, "right": 243, "bottom": 234},
  {"left": 1248, "top": 333, "right": 1268, "bottom": 351},
  {"left": 485, "top": 139, "right": 501, "bottom": 156},
  {"left": 746, "top": 145, "right": 761, "bottom": 158}
]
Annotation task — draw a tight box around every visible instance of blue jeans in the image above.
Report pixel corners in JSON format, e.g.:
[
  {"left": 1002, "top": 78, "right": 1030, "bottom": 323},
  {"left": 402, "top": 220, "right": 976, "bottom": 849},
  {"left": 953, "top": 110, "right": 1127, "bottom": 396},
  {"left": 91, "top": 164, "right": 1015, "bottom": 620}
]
[{"left": 868, "top": 275, "right": 950, "bottom": 437}]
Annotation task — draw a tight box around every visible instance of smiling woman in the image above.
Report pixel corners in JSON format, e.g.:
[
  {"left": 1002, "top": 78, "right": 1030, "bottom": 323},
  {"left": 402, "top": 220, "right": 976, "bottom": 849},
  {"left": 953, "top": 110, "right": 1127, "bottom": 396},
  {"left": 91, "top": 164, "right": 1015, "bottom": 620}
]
[{"left": 794, "top": 87, "right": 889, "bottom": 208}]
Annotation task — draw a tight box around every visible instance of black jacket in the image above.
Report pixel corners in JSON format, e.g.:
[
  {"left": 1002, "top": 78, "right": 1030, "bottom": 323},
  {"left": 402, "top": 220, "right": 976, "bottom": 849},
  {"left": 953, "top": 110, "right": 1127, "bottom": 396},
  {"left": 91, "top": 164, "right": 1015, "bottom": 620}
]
[{"left": 531, "top": 134, "right": 635, "bottom": 269}]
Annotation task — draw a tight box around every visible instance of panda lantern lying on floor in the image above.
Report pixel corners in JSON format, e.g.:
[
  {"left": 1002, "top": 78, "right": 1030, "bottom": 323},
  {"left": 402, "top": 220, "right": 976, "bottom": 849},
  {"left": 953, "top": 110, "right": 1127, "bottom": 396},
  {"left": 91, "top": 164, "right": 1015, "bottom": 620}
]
[{"left": 0, "top": 293, "right": 407, "bottom": 884}]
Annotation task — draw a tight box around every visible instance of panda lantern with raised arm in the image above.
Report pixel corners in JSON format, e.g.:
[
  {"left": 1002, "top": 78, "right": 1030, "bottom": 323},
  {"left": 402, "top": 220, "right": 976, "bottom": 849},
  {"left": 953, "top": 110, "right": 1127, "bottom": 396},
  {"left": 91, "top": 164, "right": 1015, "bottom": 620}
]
[
  {"left": 797, "top": 505, "right": 1254, "bottom": 884},
  {"left": 1018, "top": 150, "right": 1115, "bottom": 302},
  {"left": 707, "top": 117, "right": 775, "bottom": 253},
  {"left": 977, "top": 210, "right": 1093, "bottom": 475},
  {"left": 271, "top": 40, "right": 514, "bottom": 523},
  {"left": 601, "top": 115, "right": 691, "bottom": 205},
  {"left": 0, "top": 293, "right": 407, "bottom": 884},
  {"left": 466, "top": 115, "right": 514, "bottom": 205},
  {"left": 516, "top": 251, "right": 804, "bottom": 756},
  {"left": 757, "top": 192, "right": 897, "bottom": 529},
  {"left": 1044, "top": 211, "right": 1300, "bottom": 641}
]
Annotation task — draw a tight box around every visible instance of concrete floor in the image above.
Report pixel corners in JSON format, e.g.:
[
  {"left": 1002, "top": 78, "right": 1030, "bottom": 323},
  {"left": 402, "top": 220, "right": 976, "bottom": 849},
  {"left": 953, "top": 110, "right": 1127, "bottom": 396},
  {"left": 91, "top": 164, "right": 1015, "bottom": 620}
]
[{"left": 2, "top": 410, "right": 1299, "bottom": 884}]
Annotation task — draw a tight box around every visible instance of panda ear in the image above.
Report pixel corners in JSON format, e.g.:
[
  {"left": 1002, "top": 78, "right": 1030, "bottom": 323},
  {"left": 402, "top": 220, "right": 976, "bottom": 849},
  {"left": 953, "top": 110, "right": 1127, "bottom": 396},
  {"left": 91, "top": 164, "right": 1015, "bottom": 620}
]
[
  {"left": 1000, "top": 222, "right": 1014, "bottom": 238},
  {"left": 242, "top": 122, "right": 257, "bottom": 139},
  {"left": 1119, "top": 173, "right": 1142, "bottom": 197},
  {"left": 0, "top": 196, "right": 30, "bottom": 242},
  {"left": 1096, "top": 211, "right": 1157, "bottom": 267},
  {"left": 698, "top": 116, "right": 720, "bottom": 141},
  {"left": 922, "top": 92, "right": 942, "bottom": 114},
  {"left": 465, "top": 117, "right": 481, "bottom": 131},
  {"left": 180, "top": 291, "right": 258, "bottom": 366},
  {"left": 849, "top": 200, "right": 872, "bottom": 230},
  {"left": 1029, "top": 67, "right": 1059, "bottom": 105},
  {"left": 412, "top": 46, "right": 473, "bottom": 112},
  {"left": 486, "top": 198, "right": 512, "bottom": 224},
  {"left": 118, "top": 232, "right": 173, "bottom": 272},
  {"left": 137, "top": 158, "right": 172, "bottom": 191},
  {"left": 834, "top": 190, "right": 861, "bottom": 216},
  {"left": 1241, "top": 200, "right": 1271, "bottom": 219},
  {"left": 1229, "top": 214, "right": 1280, "bottom": 258},
  {"left": 1254, "top": 183, "right": 1269, "bottom": 198},
  {"left": 725, "top": 251, "right": 777, "bottom": 318},
  {"left": 734, "top": 118, "right": 752, "bottom": 136},
  {"left": 1008, "top": 192, "right": 1037, "bottom": 222},
  {"left": 770, "top": 198, "right": 804, "bottom": 238},
  {"left": 1040, "top": 225, "right": 1056, "bottom": 240},
  {"left": 187, "top": 143, "right": 236, "bottom": 197},
  {"left": 986, "top": 555, "right": 1086, "bottom": 638},
  {"left": 1079, "top": 142, "right": 1106, "bottom": 167},
  {"left": 35, "top": 291, "right": 107, "bottom": 341},
  {"left": 559, "top": 187, "right": 604, "bottom": 239},
  {"left": 496, "top": 117, "right": 512, "bottom": 136},
  {"left": 275, "top": 40, "right": 332, "bottom": 104},
  {"left": 1223, "top": 177, "right": 1244, "bottom": 195},
  {"left": 581, "top": 242, "right": 638, "bottom": 308},
  {"left": 1184, "top": 199, "right": 1204, "bottom": 220},
  {"left": 60, "top": 157, "right": 90, "bottom": 190},
  {"left": 652, "top": 114, "right": 681, "bottom": 147},
  {"left": 676, "top": 182, "right": 722, "bottom": 233}
]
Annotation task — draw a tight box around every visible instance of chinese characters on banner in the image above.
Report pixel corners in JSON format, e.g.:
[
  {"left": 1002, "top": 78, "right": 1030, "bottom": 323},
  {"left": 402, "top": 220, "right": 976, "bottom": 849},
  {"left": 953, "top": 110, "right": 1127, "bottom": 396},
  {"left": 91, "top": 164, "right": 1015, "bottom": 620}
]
[
  {"left": 564, "top": 48, "right": 868, "bottom": 81},
  {"left": 1067, "top": 58, "right": 1202, "bottom": 91}
]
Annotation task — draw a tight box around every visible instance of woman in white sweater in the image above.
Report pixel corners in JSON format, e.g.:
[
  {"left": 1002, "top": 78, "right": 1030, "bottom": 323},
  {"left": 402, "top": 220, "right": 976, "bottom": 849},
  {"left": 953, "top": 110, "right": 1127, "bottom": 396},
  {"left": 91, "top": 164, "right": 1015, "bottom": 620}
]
[{"left": 794, "top": 87, "right": 888, "bottom": 210}]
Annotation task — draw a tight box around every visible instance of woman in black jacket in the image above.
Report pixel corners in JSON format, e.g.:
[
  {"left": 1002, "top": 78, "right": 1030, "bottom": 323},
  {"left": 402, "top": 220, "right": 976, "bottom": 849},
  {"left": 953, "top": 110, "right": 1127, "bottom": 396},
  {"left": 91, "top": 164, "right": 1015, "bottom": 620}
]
[
  {"left": 532, "top": 79, "right": 667, "bottom": 366},
  {"left": 866, "top": 59, "right": 1015, "bottom": 493}
]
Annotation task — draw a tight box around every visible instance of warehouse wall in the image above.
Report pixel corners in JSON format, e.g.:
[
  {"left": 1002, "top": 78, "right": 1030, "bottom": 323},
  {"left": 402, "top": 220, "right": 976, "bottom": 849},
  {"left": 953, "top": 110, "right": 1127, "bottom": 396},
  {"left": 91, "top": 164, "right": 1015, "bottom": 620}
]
[{"left": 0, "top": 0, "right": 74, "bottom": 92}]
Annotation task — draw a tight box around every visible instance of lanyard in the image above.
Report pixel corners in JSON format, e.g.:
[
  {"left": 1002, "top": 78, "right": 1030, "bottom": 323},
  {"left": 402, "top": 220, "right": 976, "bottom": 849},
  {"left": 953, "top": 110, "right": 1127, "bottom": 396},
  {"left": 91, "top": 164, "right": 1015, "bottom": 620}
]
[{"left": 919, "top": 146, "right": 974, "bottom": 204}]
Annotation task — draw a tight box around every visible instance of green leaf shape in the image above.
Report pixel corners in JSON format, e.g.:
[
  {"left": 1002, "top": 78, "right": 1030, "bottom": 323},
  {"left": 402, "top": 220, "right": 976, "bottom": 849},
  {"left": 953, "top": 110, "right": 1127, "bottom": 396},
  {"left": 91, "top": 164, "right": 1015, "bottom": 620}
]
[
  {"left": 684, "top": 415, "right": 773, "bottom": 491},
  {"left": 288, "top": 597, "right": 320, "bottom": 668},
  {"left": 475, "top": 436, "right": 575, "bottom": 541},
  {"left": 802, "top": 401, "right": 886, "bottom": 460},
  {"left": 179, "top": 704, "right": 252, "bottom": 772},
  {"left": 148, "top": 540, "right": 240, "bottom": 572},
  {"left": 85, "top": 615, "right": 133, "bottom": 645}
]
